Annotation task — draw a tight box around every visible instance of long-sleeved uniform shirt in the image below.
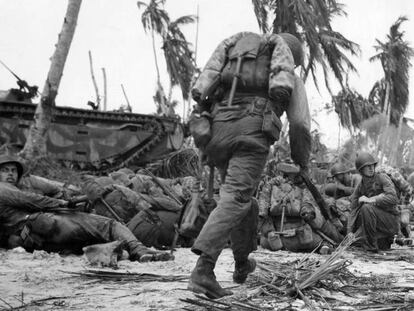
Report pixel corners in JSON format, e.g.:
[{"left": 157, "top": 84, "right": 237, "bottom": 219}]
[
  {"left": 0, "top": 181, "right": 65, "bottom": 234},
  {"left": 349, "top": 173, "right": 399, "bottom": 215},
  {"left": 192, "top": 32, "right": 311, "bottom": 168}
]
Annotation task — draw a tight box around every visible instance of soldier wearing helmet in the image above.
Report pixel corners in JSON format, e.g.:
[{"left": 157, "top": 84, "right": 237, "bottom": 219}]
[
  {"left": 348, "top": 152, "right": 400, "bottom": 252},
  {"left": 258, "top": 163, "right": 343, "bottom": 255},
  {"left": 188, "top": 31, "right": 311, "bottom": 299},
  {"left": 0, "top": 154, "right": 25, "bottom": 185},
  {"left": 324, "top": 163, "right": 354, "bottom": 199},
  {"left": 0, "top": 154, "right": 173, "bottom": 262}
]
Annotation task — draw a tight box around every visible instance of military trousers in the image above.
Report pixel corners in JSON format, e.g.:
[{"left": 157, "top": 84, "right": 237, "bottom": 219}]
[
  {"left": 355, "top": 203, "right": 399, "bottom": 251},
  {"left": 192, "top": 105, "right": 270, "bottom": 262}
]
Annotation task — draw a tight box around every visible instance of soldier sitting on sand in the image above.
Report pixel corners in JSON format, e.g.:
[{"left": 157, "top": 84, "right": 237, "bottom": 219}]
[
  {"left": 348, "top": 152, "right": 400, "bottom": 252},
  {"left": 259, "top": 163, "right": 344, "bottom": 254}
]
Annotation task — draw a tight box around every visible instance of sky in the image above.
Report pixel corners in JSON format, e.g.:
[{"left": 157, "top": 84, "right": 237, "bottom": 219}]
[{"left": 0, "top": 0, "right": 413, "bottom": 149}]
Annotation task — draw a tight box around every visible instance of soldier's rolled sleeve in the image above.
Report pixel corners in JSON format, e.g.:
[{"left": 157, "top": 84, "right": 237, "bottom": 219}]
[
  {"left": 286, "top": 75, "right": 311, "bottom": 168},
  {"left": 267, "top": 34, "right": 295, "bottom": 99}
]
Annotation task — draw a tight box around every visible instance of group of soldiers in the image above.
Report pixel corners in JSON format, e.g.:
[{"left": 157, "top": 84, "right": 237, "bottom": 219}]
[
  {"left": 1, "top": 31, "right": 413, "bottom": 301},
  {"left": 258, "top": 153, "right": 413, "bottom": 255}
]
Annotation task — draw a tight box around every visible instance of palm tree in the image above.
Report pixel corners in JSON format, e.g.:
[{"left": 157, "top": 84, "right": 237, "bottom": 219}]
[
  {"left": 137, "top": 1, "right": 197, "bottom": 118},
  {"left": 162, "top": 15, "right": 197, "bottom": 101},
  {"left": 251, "top": 0, "right": 360, "bottom": 93},
  {"left": 369, "top": 16, "right": 414, "bottom": 164},
  {"left": 137, "top": 0, "right": 169, "bottom": 115},
  {"left": 332, "top": 87, "right": 378, "bottom": 134},
  {"left": 370, "top": 16, "right": 413, "bottom": 126},
  {"left": 20, "top": 0, "right": 82, "bottom": 160}
]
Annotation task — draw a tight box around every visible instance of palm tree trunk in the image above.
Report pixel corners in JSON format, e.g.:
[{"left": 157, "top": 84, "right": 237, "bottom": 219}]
[
  {"left": 392, "top": 115, "right": 403, "bottom": 166},
  {"left": 151, "top": 28, "right": 161, "bottom": 83},
  {"left": 151, "top": 28, "right": 167, "bottom": 115},
  {"left": 102, "top": 67, "right": 107, "bottom": 111},
  {"left": 20, "top": 0, "right": 82, "bottom": 159},
  {"left": 377, "top": 82, "right": 390, "bottom": 164},
  {"left": 88, "top": 50, "right": 101, "bottom": 110}
]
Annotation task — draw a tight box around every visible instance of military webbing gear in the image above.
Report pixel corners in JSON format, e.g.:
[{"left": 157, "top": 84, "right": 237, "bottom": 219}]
[
  {"left": 127, "top": 209, "right": 162, "bottom": 248},
  {"left": 355, "top": 152, "right": 378, "bottom": 171}
]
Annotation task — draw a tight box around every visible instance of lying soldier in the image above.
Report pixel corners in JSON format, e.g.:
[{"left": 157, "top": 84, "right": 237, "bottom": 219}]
[
  {"left": 0, "top": 154, "right": 173, "bottom": 262},
  {"left": 259, "top": 163, "right": 343, "bottom": 254},
  {"left": 348, "top": 152, "right": 400, "bottom": 252},
  {"left": 81, "top": 172, "right": 190, "bottom": 249}
]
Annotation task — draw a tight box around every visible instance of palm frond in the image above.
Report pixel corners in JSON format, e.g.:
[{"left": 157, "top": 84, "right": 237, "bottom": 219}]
[
  {"left": 259, "top": 0, "right": 360, "bottom": 91},
  {"left": 252, "top": 0, "right": 269, "bottom": 33},
  {"left": 137, "top": 0, "right": 169, "bottom": 34},
  {"left": 162, "top": 16, "right": 197, "bottom": 100},
  {"left": 333, "top": 87, "right": 378, "bottom": 132},
  {"left": 369, "top": 16, "right": 414, "bottom": 125}
]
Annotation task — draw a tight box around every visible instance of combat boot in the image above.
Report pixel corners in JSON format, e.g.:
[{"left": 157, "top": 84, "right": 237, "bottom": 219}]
[
  {"left": 188, "top": 254, "right": 233, "bottom": 299},
  {"left": 233, "top": 257, "right": 256, "bottom": 284},
  {"left": 127, "top": 240, "right": 174, "bottom": 262}
]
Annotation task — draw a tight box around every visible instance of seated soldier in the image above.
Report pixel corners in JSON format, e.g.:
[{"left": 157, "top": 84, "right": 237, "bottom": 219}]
[
  {"left": 348, "top": 152, "right": 400, "bottom": 252},
  {"left": 324, "top": 163, "right": 354, "bottom": 199},
  {"left": 0, "top": 154, "right": 173, "bottom": 262},
  {"left": 259, "top": 163, "right": 343, "bottom": 254}
]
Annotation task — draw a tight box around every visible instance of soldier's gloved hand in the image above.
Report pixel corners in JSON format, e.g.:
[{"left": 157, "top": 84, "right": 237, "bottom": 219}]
[
  {"left": 270, "top": 86, "right": 292, "bottom": 105},
  {"left": 299, "top": 165, "right": 310, "bottom": 176},
  {"left": 191, "top": 88, "right": 202, "bottom": 103},
  {"left": 300, "top": 210, "right": 316, "bottom": 222}
]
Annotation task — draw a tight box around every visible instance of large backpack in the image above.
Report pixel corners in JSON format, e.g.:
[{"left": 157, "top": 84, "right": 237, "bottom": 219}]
[
  {"left": 127, "top": 209, "right": 162, "bottom": 248},
  {"left": 377, "top": 166, "right": 412, "bottom": 203}
]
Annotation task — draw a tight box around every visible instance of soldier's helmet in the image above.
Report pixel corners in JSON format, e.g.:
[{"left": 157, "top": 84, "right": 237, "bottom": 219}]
[
  {"left": 355, "top": 152, "right": 378, "bottom": 171},
  {"left": 0, "top": 154, "right": 25, "bottom": 180},
  {"left": 278, "top": 33, "right": 304, "bottom": 67},
  {"left": 330, "top": 163, "right": 351, "bottom": 177}
]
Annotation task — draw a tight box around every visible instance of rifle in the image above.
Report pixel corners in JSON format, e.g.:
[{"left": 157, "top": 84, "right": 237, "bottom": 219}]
[
  {"left": 142, "top": 169, "right": 182, "bottom": 207},
  {"left": 299, "top": 171, "right": 332, "bottom": 221}
]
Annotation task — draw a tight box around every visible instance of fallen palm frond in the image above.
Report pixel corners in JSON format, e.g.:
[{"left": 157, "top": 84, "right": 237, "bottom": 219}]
[
  {"left": 61, "top": 269, "right": 187, "bottom": 283},
  {"left": 180, "top": 294, "right": 266, "bottom": 311},
  {"left": 240, "top": 233, "right": 414, "bottom": 310},
  {"left": 294, "top": 233, "right": 356, "bottom": 292}
]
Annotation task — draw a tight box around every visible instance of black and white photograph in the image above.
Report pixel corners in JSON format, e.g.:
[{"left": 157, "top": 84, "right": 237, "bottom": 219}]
[{"left": 1, "top": 0, "right": 414, "bottom": 310}]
